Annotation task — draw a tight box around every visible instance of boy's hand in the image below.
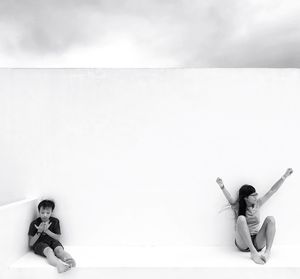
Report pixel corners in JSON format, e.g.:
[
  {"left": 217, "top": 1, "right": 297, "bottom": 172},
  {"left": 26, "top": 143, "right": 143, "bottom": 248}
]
[
  {"left": 44, "top": 222, "right": 52, "bottom": 232},
  {"left": 34, "top": 223, "right": 45, "bottom": 233},
  {"left": 283, "top": 168, "right": 293, "bottom": 179},
  {"left": 216, "top": 177, "right": 224, "bottom": 188}
]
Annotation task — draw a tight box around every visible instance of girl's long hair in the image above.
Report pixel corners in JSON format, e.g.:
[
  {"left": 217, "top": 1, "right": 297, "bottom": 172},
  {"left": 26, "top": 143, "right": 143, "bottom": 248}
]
[{"left": 238, "top": 185, "right": 256, "bottom": 216}]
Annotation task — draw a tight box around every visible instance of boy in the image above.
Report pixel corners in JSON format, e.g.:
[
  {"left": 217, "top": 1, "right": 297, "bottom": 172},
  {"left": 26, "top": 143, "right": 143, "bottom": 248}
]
[{"left": 28, "top": 199, "right": 76, "bottom": 273}]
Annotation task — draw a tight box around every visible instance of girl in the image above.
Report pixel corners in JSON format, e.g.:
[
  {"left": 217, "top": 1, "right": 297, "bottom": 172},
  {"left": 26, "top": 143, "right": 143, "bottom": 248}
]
[{"left": 216, "top": 168, "right": 293, "bottom": 264}]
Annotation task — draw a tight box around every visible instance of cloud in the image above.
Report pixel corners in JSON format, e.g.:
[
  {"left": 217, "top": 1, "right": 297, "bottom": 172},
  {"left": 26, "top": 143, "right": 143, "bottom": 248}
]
[
  {"left": 0, "top": 0, "right": 104, "bottom": 55},
  {"left": 0, "top": 0, "right": 299, "bottom": 67}
]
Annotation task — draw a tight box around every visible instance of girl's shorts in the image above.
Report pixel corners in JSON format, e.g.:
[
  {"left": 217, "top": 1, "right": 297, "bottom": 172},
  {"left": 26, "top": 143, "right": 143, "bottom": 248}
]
[{"left": 235, "top": 234, "right": 263, "bottom": 252}]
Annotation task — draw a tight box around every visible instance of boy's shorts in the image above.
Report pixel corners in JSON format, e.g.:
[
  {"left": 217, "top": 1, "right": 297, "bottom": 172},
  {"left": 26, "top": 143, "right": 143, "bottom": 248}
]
[{"left": 33, "top": 239, "right": 64, "bottom": 257}]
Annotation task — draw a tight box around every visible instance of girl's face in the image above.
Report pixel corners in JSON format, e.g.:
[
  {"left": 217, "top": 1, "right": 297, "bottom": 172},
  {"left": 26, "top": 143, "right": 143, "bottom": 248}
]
[{"left": 245, "top": 192, "right": 258, "bottom": 205}]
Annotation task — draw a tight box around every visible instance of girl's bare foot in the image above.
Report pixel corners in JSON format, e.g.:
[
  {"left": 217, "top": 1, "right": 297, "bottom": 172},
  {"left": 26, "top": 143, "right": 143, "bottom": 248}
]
[
  {"left": 57, "top": 261, "right": 71, "bottom": 273},
  {"left": 251, "top": 252, "right": 265, "bottom": 265},
  {"left": 261, "top": 251, "right": 271, "bottom": 263},
  {"left": 64, "top": 258, "right": 76, "bottom": 267}
]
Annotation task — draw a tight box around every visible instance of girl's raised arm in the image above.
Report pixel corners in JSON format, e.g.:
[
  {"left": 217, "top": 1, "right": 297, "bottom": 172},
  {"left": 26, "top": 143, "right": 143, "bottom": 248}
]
[
  {"left": 216, "top": 177, "right": 236, "bottom": 205},
  {"left": 259, "top": 168, "right": 293, "bottom": 206}
]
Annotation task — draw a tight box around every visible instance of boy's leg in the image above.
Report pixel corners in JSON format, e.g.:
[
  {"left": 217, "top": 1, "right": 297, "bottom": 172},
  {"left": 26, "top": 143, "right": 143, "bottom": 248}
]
[
  {"left": 54, "top": 246, "right": 76, "bottom": 267},
  {"left": 43, "top": 247, "right": 71, "bottom": 273}
]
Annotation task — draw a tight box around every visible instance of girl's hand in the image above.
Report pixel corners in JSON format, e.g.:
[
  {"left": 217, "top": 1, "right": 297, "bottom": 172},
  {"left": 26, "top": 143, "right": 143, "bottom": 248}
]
[
  {"left": 283, "top": 168, "right": 293, "bottom": 179},
  {"left": 216, "top": 177, "right": 224, "bottom": 188}
]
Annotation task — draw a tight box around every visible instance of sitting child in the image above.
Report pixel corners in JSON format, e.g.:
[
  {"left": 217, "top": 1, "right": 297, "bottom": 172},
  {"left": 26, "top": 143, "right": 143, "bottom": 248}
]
[{"left": 28, "top": 199, "right": 76, "bottom": 273}]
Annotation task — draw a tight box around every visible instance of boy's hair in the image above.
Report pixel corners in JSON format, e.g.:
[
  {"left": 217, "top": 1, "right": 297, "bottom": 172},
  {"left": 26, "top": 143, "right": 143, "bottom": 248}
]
[{"left": 38, "top": 200, "right": 55, "bottom": 211}]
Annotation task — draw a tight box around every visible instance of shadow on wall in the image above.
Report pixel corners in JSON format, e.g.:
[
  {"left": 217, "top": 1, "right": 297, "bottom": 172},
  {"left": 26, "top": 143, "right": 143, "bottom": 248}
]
[{"left": 0, "top": 144, "right": 28, "bottom": 206}]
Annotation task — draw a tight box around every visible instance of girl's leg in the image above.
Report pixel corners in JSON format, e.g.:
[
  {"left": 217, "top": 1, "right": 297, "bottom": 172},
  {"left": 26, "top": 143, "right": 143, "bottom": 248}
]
[
  {"left": 54, "top": 246, "right": 76, "bottom": 267},
  {"left": 43, "top": 247, "right": 71, "bottom": 273},
  {"left": 235, "top": 216, "right": 265, "bottom": 264},
  {"left": 254, "top": 216, "right": 276, "bottom": 262}
]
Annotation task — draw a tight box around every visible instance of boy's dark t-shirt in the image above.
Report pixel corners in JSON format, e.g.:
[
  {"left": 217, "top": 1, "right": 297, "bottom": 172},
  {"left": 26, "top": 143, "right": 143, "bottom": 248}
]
[{"left": 28, "top": 217, "right": 61, "bottom": 248}]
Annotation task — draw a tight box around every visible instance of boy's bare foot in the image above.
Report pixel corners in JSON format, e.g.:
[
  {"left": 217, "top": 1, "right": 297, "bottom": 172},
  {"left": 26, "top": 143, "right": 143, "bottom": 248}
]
[
  {"left": 64, "top": 258, "right": 76, "bottom": 267},
  {"left": 57, "top": 261, "right": 71, "bottom": 273},
  {"left": 251, "top": 252, "right": 265, "bottom": 265},
  {"left": 261, "top": 251, "right": 271, "bottom": 263}
]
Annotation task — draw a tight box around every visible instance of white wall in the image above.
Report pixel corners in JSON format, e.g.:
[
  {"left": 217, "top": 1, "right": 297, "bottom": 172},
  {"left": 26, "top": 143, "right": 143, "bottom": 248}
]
[
  {"left": 0, "top": 198, "right": 37, "bottom": 276},
  {"left": 0, "top": 68, "right": 299, "bottom": 246}
]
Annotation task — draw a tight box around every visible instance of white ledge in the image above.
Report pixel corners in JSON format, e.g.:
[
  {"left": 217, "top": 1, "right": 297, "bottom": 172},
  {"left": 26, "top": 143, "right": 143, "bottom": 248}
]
[
  {"left": 0, "top": 197, "right": 37, "bottom": 211},
  {"left": 11, "top": 245, "right": 300, "bottom": 269}
]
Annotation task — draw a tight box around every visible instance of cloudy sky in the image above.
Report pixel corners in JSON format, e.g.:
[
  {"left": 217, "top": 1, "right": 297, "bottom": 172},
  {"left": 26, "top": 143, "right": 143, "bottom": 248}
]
[{"left": 0, "top": 0, "right": 300, "bottom": 67}]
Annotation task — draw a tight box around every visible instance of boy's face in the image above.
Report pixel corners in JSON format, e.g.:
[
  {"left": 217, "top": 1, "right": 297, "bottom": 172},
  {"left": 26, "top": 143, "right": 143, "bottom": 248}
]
[{"left": 39, "top": 207, "right": 53, "bottom": 222}]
